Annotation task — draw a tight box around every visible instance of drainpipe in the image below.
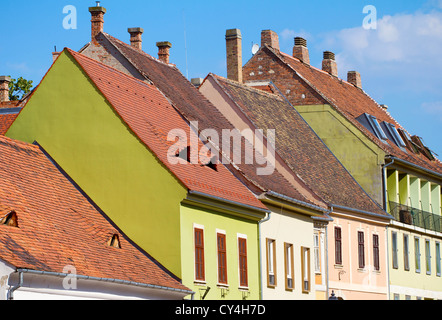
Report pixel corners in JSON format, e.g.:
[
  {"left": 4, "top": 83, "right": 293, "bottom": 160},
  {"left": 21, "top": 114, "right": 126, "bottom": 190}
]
[
  {"left": 7, "top": 271, "right": 23, "bottom": 300},
  {"left": 326, "top": 206, "right": 332, "bottom": 300},
  {"left": 382, "top": 159, "right": 394, "bottom": 300},
  {"left": 258, "top": 212, "right": 271, "bottom": 300}
]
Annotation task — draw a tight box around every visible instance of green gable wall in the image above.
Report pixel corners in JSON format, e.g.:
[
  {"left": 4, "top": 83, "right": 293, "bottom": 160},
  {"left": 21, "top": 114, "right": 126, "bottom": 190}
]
[
  {"left": 294, "top": 104, "right": 386, "bottom": 206},
  {"left": 6, "top": 52, "right": 188, "bottom": 278}
]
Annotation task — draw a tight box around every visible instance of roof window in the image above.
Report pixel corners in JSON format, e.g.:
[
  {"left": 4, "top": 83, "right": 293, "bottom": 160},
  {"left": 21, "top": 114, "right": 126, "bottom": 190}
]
[
  {"left": 381, "top": 122, "right": 407, "bottom": 148},
  {"left": 366, "top": 114, "right": 388, "bottom": 141}
]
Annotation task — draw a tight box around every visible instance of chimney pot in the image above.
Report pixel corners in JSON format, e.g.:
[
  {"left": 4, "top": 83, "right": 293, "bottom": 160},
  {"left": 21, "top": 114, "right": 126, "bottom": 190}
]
[
  {"left": 261, "top": 30, "right": 280, "bottom": 51},
  {"left": 322, "top": 51, "right": 338, "bottom": 77},
  {"left": 0, "top": 76, "right": 11, "bottom": 103},
  {"left": 225, "top": 29, "right": 243, "bottom": 83},
  {"left": 347, "top": 71, "right": 362, "bottom": 88},
  {"left": 89, "top": 5, "right": 106, "bottom": 45},
  {"left": 156, "top": 41, "right": 172, "bottom": 64},
  {"left": 293, "top": 37, "right": 310, "bottom": 64},
  {"left": 128, "top": 27, "right": 144, "bottom": 51}
]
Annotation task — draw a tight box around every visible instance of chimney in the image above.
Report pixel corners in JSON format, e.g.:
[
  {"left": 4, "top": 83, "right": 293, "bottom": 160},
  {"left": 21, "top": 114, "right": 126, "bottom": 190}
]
[
  {"left": 261, "top": 30, "right": 280, "bottom": 51},
  {"left": 89, "top": 2, "right": 106, "bottom": 45},
  {"left": 191, "top": 78, "right": 204, "bottom": 88},
  {"left": 156, "top": 41, "right": 172, "bottom": 64},
  {"left": 52, "top": 52, "right": 61, "bottom": 62},
  {"left": 347, "top": 71, "right": 362, "bottom": 88},
  {"left": 293, "top": 37, "right": 310, "bottom": 64},
  {"left": 128, "top": 28, "right": 144, "bottom": 51},
  {"left": 0, "top": 76, "right": 11, "bottom": 103},
  {"left": 225, "top": 29, "right": 243, "bottom": 83},
  {"left": 322, "top": 51, "right": 338, "bottom": 77}
]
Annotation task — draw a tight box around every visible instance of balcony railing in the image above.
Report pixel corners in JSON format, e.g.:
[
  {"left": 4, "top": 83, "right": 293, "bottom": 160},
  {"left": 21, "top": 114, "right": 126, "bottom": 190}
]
[{"left": 389, "top": 201, "right": 442, "bottom": 233}]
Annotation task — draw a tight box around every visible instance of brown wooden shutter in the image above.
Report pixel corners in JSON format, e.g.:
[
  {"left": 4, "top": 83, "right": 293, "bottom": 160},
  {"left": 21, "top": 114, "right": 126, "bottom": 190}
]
[
  {"left": 217, "top": 233, "right": 228, "bottom": 285},
  {"left": 358, "top": 231, "right": 365, "bottom": 269},
  {"left": 373, "top": 234, "right": 380, "bottom": 271},
  {"left": 335, "top": 227, "right": 342, "bottom": 265},
  {"left": 238, "top": 237, "right": 248, "bottom": 287},
  {"left": 194, "top": 228, "right": 205, "bottom": 281}
]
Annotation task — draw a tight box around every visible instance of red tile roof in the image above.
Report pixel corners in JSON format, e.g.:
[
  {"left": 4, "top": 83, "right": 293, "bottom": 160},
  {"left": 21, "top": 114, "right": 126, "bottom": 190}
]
[
  {"left": 0, "top": 135, "right": 190, "bottom": 293},
  {"left": 66, "top": 49, "right": 267, "bottom": 212},
  {"left": 0, "top": 113, "right": 18, "bottom": 135},
  {"left": 265, "top": 46, "right": 442, "bottom": 175},
  {"left": 210, "top": 74, "right": 387, "bottom": 217},
  {"left": 96, "top": 34, "right": 326, "bottom": 211}
]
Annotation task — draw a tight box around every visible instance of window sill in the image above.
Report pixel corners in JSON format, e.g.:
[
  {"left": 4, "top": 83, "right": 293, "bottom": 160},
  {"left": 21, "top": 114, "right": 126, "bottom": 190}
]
[
  {"left": 334, "top": 264, "right": 344, "bottom": 269},
  {"left": 194, "top": 280, "right": 207, "bottom": 286},
  {"left": 217, "top": 283, "right": 229, "bottom": 289},
  {"left": 238, "top": 286, "right": 249, "bottom": 291}
]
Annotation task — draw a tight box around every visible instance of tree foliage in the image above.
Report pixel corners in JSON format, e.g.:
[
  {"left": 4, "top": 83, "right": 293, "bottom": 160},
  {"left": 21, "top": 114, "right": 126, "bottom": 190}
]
[{"left": 8, "top": 76, "right": 33, "bottom": 101}]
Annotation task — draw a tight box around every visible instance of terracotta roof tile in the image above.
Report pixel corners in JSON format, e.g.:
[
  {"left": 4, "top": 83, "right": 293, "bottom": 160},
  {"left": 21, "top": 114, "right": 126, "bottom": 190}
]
[
  {"left": 211, "top": 74, "right": 387, "bottom": 217},
  {"left": 66, "top": 49, "right": 266, "bottom": 211},
  {"left": 269, "top": 47, "right": 442, "bottom": 175},
  {"left": 0, "top": 135, "right": 190, "bottom": 292}
]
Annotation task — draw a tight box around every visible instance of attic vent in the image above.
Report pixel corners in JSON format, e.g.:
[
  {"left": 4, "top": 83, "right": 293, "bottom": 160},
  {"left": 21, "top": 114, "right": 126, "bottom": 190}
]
[
  {"left": 0, "top": 211, "right": 18, "bottom": 228},
  {"left": 108, "top": 234, "right": 121, "bottom": 249},
  {"left": 205, "top": 157, "right": 218, "bottom": 171}
]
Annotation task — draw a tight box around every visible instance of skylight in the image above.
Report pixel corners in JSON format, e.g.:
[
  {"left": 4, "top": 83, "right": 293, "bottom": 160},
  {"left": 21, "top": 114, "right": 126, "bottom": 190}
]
[
  {"left": 366, "top": 114, "right": 388, "bottom": 141},
  {"left": 382, "top": 122, "right": 406, "bottom": 148}
]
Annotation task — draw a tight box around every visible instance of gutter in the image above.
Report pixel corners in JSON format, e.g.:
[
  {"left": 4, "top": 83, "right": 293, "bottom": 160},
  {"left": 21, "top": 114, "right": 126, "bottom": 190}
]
[
  {"left": 10, "top": 269, "right": 194, "bottom": 299},
  {"left": 386, "top": 156, "right": 442, "bottom": 181},
  {"left": 331, "top": 204, "right": 394, "bottom": 221},
  {"left": 7, "top": 271, "right": 23, "bottom": 300}
]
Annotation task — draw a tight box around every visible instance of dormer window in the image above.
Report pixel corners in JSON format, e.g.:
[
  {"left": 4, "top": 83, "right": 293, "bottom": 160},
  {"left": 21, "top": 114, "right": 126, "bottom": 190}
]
[
  {"left": 0, "top": 211, "right": 18, "bottom": 228},
  {"left": 381, "top": 122, "right": 407, "bottom": 149},
  {"left": 366, "top": 114, "right": 388, "bottom": 141},
  {"left": 108, "top": 234, "right": 121, "bottom": 249}
]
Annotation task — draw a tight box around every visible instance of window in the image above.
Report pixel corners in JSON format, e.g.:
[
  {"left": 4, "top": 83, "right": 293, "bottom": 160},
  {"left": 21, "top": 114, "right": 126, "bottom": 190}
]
[
  {"left": 436, "top": 242, "right": 441, "bottom": 277},
  {"left": 284, "top": 243, "right": 294, "bottom": 290},
  {"left": 358, "top": 231, "right": 365, "bottom": 269},
  {"left": 373, "top": 234, "right": 380, "bottom": 271},
  {"left": 366, "top": 114, "right": 388, "bottom": 140},
  {"left": 314, "top": 232, "right": 321, "bottom": 273},
  {"left": 335, "top": 227, "right": 342, "bottom": 265},
  {"left": 404, "top": 235, "right": 410, "bottom": 271},
  {"left": 426, "top": 240, "right": 431, "bottom": 275},
  {"left": 392, "top": 232, "right": 398, "bottom": 269},
  {"left": 266, "top": 239, "right": 277, "bottom": 287},
  {"left": 382, "top": 122, "right": 407, "bottom": 148},
  {"left": 415, "top": 237, "right": 421, "bottom": 273},
  {"left": 238, "top": 237, "right": 248, "bottom": 287},
  {"left": 194, "top": 228, "right": 205, "bottom": 281},
  {"left": 217, "top": 233, "right": 228, "bottom": 285},
  {"left": 301, "top": 247, "right": 311, "bottom": 293}
]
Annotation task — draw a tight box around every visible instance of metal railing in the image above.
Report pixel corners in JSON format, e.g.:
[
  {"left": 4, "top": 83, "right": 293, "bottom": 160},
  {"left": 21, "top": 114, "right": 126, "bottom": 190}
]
[{"left": 389, "top": 201, "right": 442, "bottom": 233}]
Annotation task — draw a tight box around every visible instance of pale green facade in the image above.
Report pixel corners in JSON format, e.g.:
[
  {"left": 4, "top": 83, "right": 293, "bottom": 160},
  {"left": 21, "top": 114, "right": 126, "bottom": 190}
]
[
  {"left": 294, "top": 104, "right": 386, "bottom": 206},
  {"left": 6, "top": 51, "right": 263, "bottom": 300}
]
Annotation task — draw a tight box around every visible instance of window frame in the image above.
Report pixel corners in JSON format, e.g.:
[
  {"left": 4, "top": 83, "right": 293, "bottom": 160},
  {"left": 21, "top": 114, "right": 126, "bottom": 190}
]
[
  {"left": 194, "top": 227, "right": 206, "bottom": 282},
  {"left": 301, "top": 247, "right": 311, "bottom": 293},
  {"left": 425, "top": 239, "right": 431, "bottom": 275},
  {"left": 358, "top": 231, "right": 365, "bottom": 269},
  {"left": 415, "top": 237, "right": 421, "bottom": 273},
  {"left": 335, "top": 227, "right": 342, "bottom": 266},
  {"left": 392, "top": 231, "right": 398, "bottom": 269},
  {"left": 284, "top": 243, "right": 294, "bottom": 291},
  {"left": 373, "top": 234, "right": 380, "bottom": 271},
  {"left": 238, "top": 235, "right": 248, "bottom": 288},
  {"left": 436, "top": 241, "right": 441, "bottom": 277},
  {"left": 266, "top": 238, "right": 277, "bottom": 288},
  {"left": 404, "top": 234, "right": 410, "bottom": 271},
  {"left": 217, "top": 232, "right": 228, "bottom": 285}
]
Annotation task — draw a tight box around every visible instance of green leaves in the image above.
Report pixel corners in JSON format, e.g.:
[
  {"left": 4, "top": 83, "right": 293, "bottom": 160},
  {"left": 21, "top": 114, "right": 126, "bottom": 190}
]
[{"left": 8, "top": 76, "right": 33, "bottom": 101}]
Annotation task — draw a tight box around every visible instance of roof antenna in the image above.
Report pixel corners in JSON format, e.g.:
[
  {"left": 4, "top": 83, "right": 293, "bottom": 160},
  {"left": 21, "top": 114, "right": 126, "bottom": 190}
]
[{"left": 96, "top": 1, "right": 101, "bottom": 6}]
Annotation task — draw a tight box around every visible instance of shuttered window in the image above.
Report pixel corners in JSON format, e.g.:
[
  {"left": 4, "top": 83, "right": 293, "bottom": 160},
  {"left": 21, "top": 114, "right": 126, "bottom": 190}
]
[
  {"left": 217, "top": 233, "right": 228, "bottom": 285},
  {"left": 373, "top": 234, "right": 380, "bottom": 271},
  {"left": 238, "top": 237, "right": 248, "bottom": 287},
  {"left": 194, "top": 228, "right": 205, "bottom": 281},
  {"left": 358, "top": 231, "right": 365, "bottom": 269},
  {"left": 335, "top": 227, "right": 342, "bottom": 265}
]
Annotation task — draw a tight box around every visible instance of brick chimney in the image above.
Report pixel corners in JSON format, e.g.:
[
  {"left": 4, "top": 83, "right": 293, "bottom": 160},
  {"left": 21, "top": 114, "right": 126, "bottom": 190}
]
[
  {"left": 261, "top": 30, "right": 280, "bottom": 51},
  {"left": 225, "top": 29, "right": 243, "bottom": 83},
  {"left": 293, "top": 37, "right": 310, "bottom": 64},
  {"left": 0, "top": 76, "right": 11, "bottom": 103},
  {"left": 347, "top": 71, "right": 362, "bottom": 88},
  {"left": 322, "top": 51, "right": 338, "bottom": 77},
  {"left": 89, "top": 3, "right": 106, "bottom": 45},
  {"left": 128, "top": 28, "right": 144, "bottom": 51},
  {"left": 156, "top": 41, "right": 172, "bottom": 64}
]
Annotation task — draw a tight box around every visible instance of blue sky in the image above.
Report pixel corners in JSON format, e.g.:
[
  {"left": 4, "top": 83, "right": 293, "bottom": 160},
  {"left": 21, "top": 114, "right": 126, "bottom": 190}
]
[{"left": 1, "top": 0, "right": 441, "bottom": 156}]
